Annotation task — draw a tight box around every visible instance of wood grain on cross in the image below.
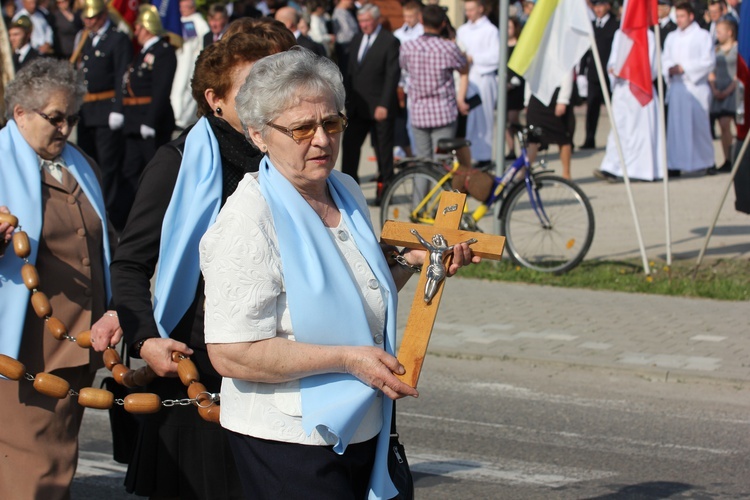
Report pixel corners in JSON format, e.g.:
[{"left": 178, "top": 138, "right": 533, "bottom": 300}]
[{"left": 380, "top": 191, "right": 505, "bottom": 388}]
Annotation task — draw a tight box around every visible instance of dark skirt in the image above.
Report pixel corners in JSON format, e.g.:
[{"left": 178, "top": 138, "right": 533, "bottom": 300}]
[
  {"left": 124, "top": 375, "right": 243, "bottom": 500},
  {"left": 526, "top": 88, "right": 576, "bottom": 147},
  {"left": 227, "top": 431, "right": 379, "bottom": 500}
]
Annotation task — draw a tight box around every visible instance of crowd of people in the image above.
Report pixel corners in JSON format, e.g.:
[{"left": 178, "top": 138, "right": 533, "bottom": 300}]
[{"left": 1, "top": 0, "right": 748, "bottom": 498}]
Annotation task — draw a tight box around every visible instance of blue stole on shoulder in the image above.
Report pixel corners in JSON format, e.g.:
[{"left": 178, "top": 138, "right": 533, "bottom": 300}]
[
  {"left": 0, "top": 120, "right": 112, "bottom": 359},
  {"left": 258, "top": 157, "right": 398, "bottom": 499},
  {"left": 153, "top": 117, "right": 223, "bottom": 337}
]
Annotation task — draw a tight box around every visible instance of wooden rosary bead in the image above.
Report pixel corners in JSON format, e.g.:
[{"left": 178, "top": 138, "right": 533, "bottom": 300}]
[
  {"left": 0, "top": 213, "right": 18, "bottom": 227},
  {"left": 75, "top": 330, "right": 92, "bottom": 348},
  {"left": 78, "top": 387, "right": 114, "bottom": 409},
  {"left": 33, "top": 372, "right": 70, "bottom": 399},
  {"left": 187, "top": 382, "right": 208, "bottom": 403},
  {"left": 132, "top": 366, "right": 156, "bottom": 386},
  {"left": 12, "top": 231, "right": 30, "bottom": 258},
  {"left": 30, "top": 291, "right": 52, "bottom": 318},
  {"left": 45, "top": 317, "right": 68, "bottom": 340},
  {"left": 111, "top": 363, "right": 130, "bottom": 385},
  {"left": 124, "top": 393, "right": 161, "bottom": 414},
  {"left": 103, "top": 348, "right": 121, "bottom": 370},
  {"left": 171, "top": 351, "right": 184, "bottom": 363},
  {"left": 198, "top": 404, "right": 220, "bottom": 423},
  {"left": 177, "top": 358, "right": 199, "bottom": 386},
  {"left": 121, "top": 369, "right": 138, "bottom": 388},
  {"left": 0, "top": 354, "right": 26, "bottom": 381},
  {"left": 21, "top": 263, "right": 39, "bottom": 290}
]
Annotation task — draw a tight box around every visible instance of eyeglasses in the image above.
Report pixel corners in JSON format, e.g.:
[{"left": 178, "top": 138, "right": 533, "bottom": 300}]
[
  {"left": 267, "top": 114, "right": 348, "bottom": 142},
  {"left": 34, "top": 110, "right": 80, "bottom": 129}
]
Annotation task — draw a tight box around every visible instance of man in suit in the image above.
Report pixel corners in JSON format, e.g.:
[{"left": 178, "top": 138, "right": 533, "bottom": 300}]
[
  {"left": 341, "top": 3, "right": 400, "bottom": 198},
  {"left": 203, "top": 3, "right": 228, "bottom": 49},
  {"left": 119, "top": 5, "right": 176, "bottom": 230},
  {"left": 74, "top": 0, "right": 131, "bottom": 226},
  {"left": 275, "top": 6, "right": 326, "bottom": 57},
  {"left": 656, "top": 0, "right": 677, "bottom": 47},
  {"left": 8, "top": 15, "right": 38, "bottom": 71},
  {"left": 580, "top": 0, "right": 618, "bottom": 149}
]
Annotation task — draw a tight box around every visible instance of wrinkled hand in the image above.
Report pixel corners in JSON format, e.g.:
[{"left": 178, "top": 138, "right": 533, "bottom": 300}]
[
  {"left": 140, "top": 338, "right": 193, "bottom": 377},
  {"left": 447, "top": 240, "right": 481, "bottom": 276},
  {"left": 90, "top": 311, "right": 123, "bottom": 352},
  {"left": 344, "top": 346, "right": 419, "bottom": 400}
]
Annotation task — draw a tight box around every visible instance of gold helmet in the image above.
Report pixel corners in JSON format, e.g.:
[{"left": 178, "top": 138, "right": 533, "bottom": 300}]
[
  {"left": 82, "top": 0, "right": 106, "bottom": 19},
  {"left": 10, "top": 15, "right": 32, "bottom": 32},
  {"left": 136, "top": 4, "right": 165, "bottom": 36}
]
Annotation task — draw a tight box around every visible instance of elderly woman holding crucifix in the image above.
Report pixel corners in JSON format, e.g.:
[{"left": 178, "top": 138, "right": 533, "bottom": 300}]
[{"left": 199, "top": 48, "right": 480, "bottom": 499}]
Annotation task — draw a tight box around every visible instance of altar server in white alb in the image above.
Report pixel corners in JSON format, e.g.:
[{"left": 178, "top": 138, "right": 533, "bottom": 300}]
[
  {"left": 170, "top": 0, "right": 209, "bottom": 130},
  {"left": 662, "top": 1, "right": 716, "bottom": 175},
  {"left": 456, "top": 0, "right": 499, "bottom": 164},
  {"left": 597, "top": 28, "right": 664, "bottom": 182}
]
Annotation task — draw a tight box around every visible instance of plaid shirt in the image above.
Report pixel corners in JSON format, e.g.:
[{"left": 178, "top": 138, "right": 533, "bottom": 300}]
[{"left": 399, "top": 34, "right": 467, "bottom": 129}]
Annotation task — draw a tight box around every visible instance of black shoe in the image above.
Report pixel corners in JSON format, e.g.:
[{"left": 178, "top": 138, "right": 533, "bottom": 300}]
[
  {"left": 593, "top": 169, "right": 618, "bottom": 183},
  {"left": 717, "top": 160, "right": 732, "bottom": 173},
  {"left": 579, "top": 141, "right": 596, "bottom": 150},
  {"left": 667, "top": 169, "right": 681, "bottom": 178},
  {"left": 706, "top": 165, "right": 718, "bottom": 176}
]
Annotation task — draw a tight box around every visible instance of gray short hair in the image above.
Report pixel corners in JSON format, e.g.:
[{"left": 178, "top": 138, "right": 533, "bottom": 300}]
[
  {"left": 236, "top": 47, "right": 345, "bottom": 142},
  {"left": 4, "top": 58, "right": 85, "bottom": 120},
  {"left": 357, "top": 3, "right": 380, "bottom": 19}
]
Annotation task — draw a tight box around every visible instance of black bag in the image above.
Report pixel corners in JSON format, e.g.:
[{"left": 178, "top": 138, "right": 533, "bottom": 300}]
[
  {"left": 100, "top": 343, "right": 140, "bottom": 464},
  {"left": 388, "top": 403, "right": 414, "bottom": 500}
]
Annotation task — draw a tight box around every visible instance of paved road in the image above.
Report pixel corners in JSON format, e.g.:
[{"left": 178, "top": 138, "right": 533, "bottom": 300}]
[{"left": 71, "top": 108, "right": 749, "bottom": 497}]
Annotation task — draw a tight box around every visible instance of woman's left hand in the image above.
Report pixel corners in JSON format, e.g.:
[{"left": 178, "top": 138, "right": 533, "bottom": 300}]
[
  {"left": 447, "top": 240, "right": 482, "bottom": 276},
  {"left": 90, "top": 311, "right": 123, "bottom": 352}
]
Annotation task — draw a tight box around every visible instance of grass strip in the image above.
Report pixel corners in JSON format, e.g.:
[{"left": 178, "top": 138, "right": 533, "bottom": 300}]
[{"left": 458, "top": 258, "right": 750, "bottom": 301}]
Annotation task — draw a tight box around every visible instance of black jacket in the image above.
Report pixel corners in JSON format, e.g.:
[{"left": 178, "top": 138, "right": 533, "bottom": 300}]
[
  {"left": 345, "top": 29, "right": 401, "bottom": 119},
  {"left": 581, "top": 15, "right": 619, "bottom": 85},
  {"left": 122, "top": 37, "right": 177, "bottom": 135},
  {"left": 78, "top": 23, "right": 132, "bottom": 128}
]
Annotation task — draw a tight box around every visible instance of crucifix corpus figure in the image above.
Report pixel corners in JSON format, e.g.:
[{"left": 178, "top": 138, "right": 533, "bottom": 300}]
[
  {"left": 410, "top": 228, "right": 477, "bottom": 303},
  {"left": 380, "top": 191, "right": 505, "bottom": 387}
]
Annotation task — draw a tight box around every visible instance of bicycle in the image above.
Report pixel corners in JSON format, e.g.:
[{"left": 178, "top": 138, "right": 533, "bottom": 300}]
[{"left": 379, "top": 125, "right": 595, "bottom": 274}]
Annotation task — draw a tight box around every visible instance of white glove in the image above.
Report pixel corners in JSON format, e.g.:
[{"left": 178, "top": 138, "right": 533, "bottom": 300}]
[
  {"left": 140, "top": 124, "right": 156, "bottom": 140},
  {"left": 509, "top": 76, "right": 522, "bottom": 88},
  {"left": 108, "top": 112, "right": 124, "bottom": 131}
]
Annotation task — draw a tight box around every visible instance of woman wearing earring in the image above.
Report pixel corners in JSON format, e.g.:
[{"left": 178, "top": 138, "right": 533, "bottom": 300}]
[{"left": 88, "top": 25, "right": 296, "bottom": 500}]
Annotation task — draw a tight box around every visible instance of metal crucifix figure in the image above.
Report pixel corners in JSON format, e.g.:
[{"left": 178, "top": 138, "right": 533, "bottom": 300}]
[{"left": 410, "top": 229, "right": 477, "bottom": 303}]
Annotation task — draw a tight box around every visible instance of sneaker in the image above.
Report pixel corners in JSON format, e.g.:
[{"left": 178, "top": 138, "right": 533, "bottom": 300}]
[
  {"left": 393, "top": 146, "right": 407, "bottom": 160},
  {"left": 593, "top": 169, "right": 618, "bottom": 183}
]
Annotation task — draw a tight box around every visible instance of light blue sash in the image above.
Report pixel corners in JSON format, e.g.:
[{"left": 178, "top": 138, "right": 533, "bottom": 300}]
[
  {"left": 258, "top": 157, "right": 398, "bottom": 499},
  {"left": 0, "top": 120, "right": 112, "bottom": 359},
  {"left": 153, "top": 117, "right": 223, "bottom": 337}
]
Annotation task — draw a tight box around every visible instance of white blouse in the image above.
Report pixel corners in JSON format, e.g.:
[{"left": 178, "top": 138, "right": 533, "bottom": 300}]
[{"left": 200, "top": 173, "right": 386, "bottom": 446}]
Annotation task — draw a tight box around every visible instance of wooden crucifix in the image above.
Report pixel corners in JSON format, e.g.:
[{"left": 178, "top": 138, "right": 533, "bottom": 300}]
[{"left": 380, "top": 191, "right": 505, "bottom": 388}]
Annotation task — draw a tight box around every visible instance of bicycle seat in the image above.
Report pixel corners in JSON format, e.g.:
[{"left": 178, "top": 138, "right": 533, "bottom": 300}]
[{"left": 436, "top": 138, "right": 471, "bottom": 154}]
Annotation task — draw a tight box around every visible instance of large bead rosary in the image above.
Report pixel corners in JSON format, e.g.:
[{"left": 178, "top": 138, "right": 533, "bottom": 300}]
[{"left": 0, "top": 212, "right": 220, "bottom": 423}]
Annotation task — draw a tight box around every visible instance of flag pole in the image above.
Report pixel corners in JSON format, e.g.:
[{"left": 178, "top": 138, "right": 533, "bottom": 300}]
[
  {"left": 694, "top": 134, "right": 750, "bottom": 273},
  {"left": 654, "top": 23, "right": 672, "bottom": 267},
  {"left": 588, "top": 30, "right": 652, "bottom": 276},
  {"left": 493, "top": 0, "right": 510, "bottom": 235}
]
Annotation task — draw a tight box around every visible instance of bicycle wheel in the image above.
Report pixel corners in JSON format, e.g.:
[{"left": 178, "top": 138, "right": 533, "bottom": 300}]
[
  {"left": 500, "top": 175, "right": 594, "bottom": 273},
  {"left": 380, "top": 164, "right": 447, "bottom": 228}
]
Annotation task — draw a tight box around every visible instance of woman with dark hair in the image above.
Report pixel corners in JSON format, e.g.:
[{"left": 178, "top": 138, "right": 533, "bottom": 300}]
[
  {"left": 505, "top": 16, "right": 524, "bottom": 160},
  {"left": 51, "top": 0, "right": 82, "bottom": 60},
  {"left": 89, "top": 25, "right": 297, "bottom": 500}
]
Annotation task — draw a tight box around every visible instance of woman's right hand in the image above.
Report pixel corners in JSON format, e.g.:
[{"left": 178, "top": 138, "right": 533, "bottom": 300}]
[
  {"left": 344, "top": 346, "right": 419, "bottom": 400},
  {"left": 139, "top": 338, "right": 194, "bottom": 377}
]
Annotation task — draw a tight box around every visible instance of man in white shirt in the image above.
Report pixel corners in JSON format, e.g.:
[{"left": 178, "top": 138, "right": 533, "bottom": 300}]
[
  {"left": 171, "top": 0, "right": 209, "bottom": 130},
  {"left": 12, "top": 0, "right": 52, "bottom": 55},
  {"left": 662, "top": 1, "right": 716, "bottom": 175},
  {"left": 456, "top": 0, "right": 499, "bottom": 164}
]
